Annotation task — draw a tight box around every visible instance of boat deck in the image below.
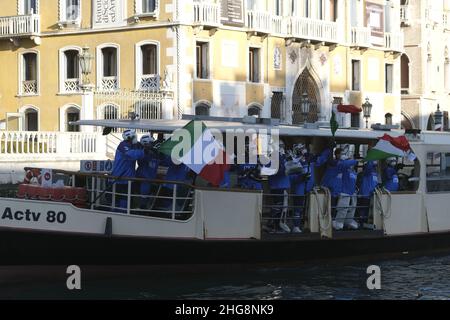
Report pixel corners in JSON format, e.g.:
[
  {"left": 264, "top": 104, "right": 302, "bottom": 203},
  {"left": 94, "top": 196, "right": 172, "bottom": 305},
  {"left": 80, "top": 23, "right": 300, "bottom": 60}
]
[{"left": 261, "top": 230, "right": 385, "bottom": 241}]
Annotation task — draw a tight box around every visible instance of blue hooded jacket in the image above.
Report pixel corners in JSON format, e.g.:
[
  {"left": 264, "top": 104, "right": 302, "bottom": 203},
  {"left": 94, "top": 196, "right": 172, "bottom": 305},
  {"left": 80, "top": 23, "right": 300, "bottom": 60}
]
[
  {"left": 342, "top": 166, "right": 358, "bottom": 195},
  {"left": 384, "top": 166, "right": 399, "bottom": 192},
  {"left": 359, "top": 161, "right": 379, "bottom": 198},
  {"left": 322, "top": 158, "right": 358, "bottom": 196},
  {"left": 164, "top": 162, "right": 192, "bottom": 190},
  {"left": 268, "top": 154, "right": 290, "bottom": 190},
  {"left": 136, "top": 151, "right": 160, "bottom": 180},
  {"left": 237, "top": 163, "right": 263, "bottom": 190},
  {"left": 290, "top": 149, "right": 330, "bottom": 195},
  {"left": 111, "top": 141, "right": 145, "bottom": 184}
]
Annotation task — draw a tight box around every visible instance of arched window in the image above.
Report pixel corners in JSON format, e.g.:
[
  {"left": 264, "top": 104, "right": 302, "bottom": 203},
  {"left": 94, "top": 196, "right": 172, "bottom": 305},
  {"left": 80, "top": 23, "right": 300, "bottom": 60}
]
[
  {"left": 20, "top": 52, "right": 38, "bottom": 95},
  {"left": 102, "top": 104, "right": 119, "bottom": 120},
  {"left": 401, "top": 54, "right": 410, "bottom": 94},
  {"left": 248, "top": 104, "right": 261, "bottom": 117},
  {"left": 385, "top": 113, "right": 393, "bottom": 125},
  {"left": 66, "top": 106, "right": 80, "bottom": 132},
  {"left": 136, "top": 42, "right": 159, "bottom": 91},
  {"left": 59, "top": 47, "right": 81, "bottom": 93},
  {"left": 195, "top": 103, "right": 211, "bottom": 116},
  {"left": 22, "top": 107, "right": 39, "bottom": 131},
  {"left": 97, "top": 44, "right": 119, "bottom": 90}
]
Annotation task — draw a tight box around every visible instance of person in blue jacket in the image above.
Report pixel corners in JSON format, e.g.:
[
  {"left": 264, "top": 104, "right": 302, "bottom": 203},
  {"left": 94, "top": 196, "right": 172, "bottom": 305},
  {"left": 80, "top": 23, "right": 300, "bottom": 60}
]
[
  {"left": 322, "top": 147, "right": 359, "bottom": 230},
  {"left": 289, "top": 144, "right": 330, "bottom": 233},
  {"left": 111, "top": 129, "right": 145, "bottom": 212},
  {"left": 136, "top": 135, "right": 160, "bottom": 210},
  {"left": 267, "top": 140, "right": 291, "bottom": 233},
  {"left": 384, "top": 157, "right": 400, "bottom": 192},
  {"left": 358, "top": 161, "right": 379, "bottom": 225},
  {"left": 237, "top": 143, "right": 263, "bottom": 190},
  {"left": 335, "top": 151, "right": 359, "bottom": 230}
]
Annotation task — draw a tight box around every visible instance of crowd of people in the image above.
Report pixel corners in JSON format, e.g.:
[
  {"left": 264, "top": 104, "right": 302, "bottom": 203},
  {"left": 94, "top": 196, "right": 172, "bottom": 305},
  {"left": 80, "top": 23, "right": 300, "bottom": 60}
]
[{"left": 109, "top": 129, "right": 403, "bottom": 232}]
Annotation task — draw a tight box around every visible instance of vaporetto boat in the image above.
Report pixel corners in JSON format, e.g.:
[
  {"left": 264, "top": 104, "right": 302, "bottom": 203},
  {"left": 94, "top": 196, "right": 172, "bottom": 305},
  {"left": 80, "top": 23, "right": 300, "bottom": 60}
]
[{"left": 1, "top": 116, "right": 450, "bottom": 266}]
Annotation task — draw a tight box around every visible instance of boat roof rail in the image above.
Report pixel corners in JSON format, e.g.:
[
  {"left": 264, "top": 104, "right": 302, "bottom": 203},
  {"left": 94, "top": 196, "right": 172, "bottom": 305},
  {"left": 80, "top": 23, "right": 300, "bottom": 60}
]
[{"left": 181, "top": 114, "right": 280, "bottom": 126}]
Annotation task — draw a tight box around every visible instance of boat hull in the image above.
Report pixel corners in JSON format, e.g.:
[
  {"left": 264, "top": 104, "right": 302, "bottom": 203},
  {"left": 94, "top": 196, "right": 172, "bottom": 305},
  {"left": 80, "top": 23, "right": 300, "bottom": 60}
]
[{"left": 1, "top": 227, "right": 450, "bottom": 265}]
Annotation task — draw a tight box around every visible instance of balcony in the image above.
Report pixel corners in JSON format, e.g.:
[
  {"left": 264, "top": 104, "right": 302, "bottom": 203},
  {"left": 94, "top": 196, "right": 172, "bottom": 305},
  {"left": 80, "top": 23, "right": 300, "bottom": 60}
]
[
  {"left": 193, "top": 2, "right": 220, "bottom": 27},
  {"left": 64, "top": 79, "right": 81, "bottom": 94},
  {"left": 288, "top": 17, "right": 339, "bottom": 44},
  {"left": 0, "top": 14, "right": 40, "bottom": 39},
  {"left": 384, "top": 32, "right": 404, "bottom": 53},
  {"left": 400, "top": 5, "right": 411, "bottom": 26},
  {"left": 246, "top": 11, "right": 286, "bottom": 35},
  {"left": 21, "top": 80, "right": 38, "bottom": 95},
  {"left": 101, "top": 76, "right": 118, "bottom": 91},
  {"left": 350, "top": 26, "right": 371, "bottom": 49}
]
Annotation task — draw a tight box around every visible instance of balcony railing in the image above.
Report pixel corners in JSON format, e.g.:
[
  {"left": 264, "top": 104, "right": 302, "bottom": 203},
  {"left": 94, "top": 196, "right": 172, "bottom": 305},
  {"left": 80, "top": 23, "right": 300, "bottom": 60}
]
[
  {"left": 288, "top": 17, "right": 338, "bottom": 43},
  {"left": 193, "top": 2, "right": 220, "bottom": 26},
  {"left": 384, "top": 32, "right": 404, "bottom": 53},
  {"left": 0, "top": 131, "right": 106, "bottom": 160},
  {"left": 22, "top": 80, "right": 38, "bottom": 95},
  {"left": 400, "top": 5, "right": 411, "bottom": 25},
  {"left": 350, "top": 26, "right": 371, "bottom": 48},
  {"left": 246, "top": 11, "right": 287, "bottom": 35},
  {"left": 139, "top": 75, "right": 160, "bottom": 91},
  {"left": 101, "top": 76, "right": 118, "bottom": 91},
  {"left": 64, "top": 78, "right": 80, "bottom": 93},
  {"left": 0, "top": 14, "right": 40, "bottom": 38}
]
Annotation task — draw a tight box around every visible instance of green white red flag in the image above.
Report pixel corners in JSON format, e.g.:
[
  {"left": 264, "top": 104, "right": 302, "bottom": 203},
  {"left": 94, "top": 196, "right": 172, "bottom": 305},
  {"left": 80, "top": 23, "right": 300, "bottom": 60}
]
[
  {"left": 159, "top": 121, "right": 231, "bottom": 187},
  {"left": 365, "top": 134, "right": 416, "bottom": 161}
]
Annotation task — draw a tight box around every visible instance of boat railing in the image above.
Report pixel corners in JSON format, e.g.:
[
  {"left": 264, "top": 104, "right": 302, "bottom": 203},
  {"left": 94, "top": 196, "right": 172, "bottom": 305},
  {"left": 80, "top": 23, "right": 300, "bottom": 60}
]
[
  {"left": 21, "top": 168, "right": 196, "bottom": 221},
  {"left": 261, "top": 191, "right": 374, "bottom": 233}
]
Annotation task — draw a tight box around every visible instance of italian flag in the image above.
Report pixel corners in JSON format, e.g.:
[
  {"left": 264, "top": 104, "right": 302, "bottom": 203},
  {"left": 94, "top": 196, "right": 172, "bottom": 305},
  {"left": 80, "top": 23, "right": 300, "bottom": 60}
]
[
  {"left": 365, "top": 134, "right": 416, "bottom": 161},
  {"left": 159, "top": 121, "right": 231, "bottom": 187}
]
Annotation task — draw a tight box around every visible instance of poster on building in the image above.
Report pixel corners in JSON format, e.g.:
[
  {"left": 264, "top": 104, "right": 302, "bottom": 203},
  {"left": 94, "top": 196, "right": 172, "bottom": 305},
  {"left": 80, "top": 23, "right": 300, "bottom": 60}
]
[
  {"left": 220, "top": 0, "right": 245, "bottom": 27},
  {"left": 93, "top": 0, "right": 124, "bottom": 28},
  {"left": 365, "top": 1, "right": 384, "bottom": 47}
]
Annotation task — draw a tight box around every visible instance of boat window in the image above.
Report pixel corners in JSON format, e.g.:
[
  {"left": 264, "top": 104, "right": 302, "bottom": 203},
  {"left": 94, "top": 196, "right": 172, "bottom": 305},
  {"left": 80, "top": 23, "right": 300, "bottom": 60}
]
[
  {"left": 426, "top": 152, "right": 450, "bottom": 193},
  {"left": 397, "top": 155, "right": 420, "bottom": 192}
]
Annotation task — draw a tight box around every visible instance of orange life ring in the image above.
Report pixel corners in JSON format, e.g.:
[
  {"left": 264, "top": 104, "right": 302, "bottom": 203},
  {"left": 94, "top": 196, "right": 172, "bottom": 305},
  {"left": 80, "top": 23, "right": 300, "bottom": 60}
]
[{"left": 23, "top": 169, "right": 42, "bottom": 185}]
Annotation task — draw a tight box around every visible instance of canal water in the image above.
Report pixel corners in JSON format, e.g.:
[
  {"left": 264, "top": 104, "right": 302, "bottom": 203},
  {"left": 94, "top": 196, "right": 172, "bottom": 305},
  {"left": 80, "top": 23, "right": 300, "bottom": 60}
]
[{"left": 0, "top": 253, "right": 449, "bottom": 300}]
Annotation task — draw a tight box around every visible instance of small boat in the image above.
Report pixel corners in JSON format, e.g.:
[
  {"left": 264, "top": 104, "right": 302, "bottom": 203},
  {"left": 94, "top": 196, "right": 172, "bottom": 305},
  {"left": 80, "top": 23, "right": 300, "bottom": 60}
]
[{"left": 1, "top": 116, "right": 450, "bottom": 266}]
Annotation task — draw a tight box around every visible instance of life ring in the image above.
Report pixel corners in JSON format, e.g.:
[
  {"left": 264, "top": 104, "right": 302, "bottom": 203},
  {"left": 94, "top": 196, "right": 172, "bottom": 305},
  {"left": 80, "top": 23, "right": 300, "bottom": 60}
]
[{"left": 23, "top": 169, "right": 42, "bottom": 185}]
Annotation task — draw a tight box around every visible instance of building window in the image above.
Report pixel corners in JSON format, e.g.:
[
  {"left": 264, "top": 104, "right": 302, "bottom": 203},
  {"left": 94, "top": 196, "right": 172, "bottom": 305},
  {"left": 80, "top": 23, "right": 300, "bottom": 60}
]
[
  {"left": 66, "top": 107, "right": 80, "bottom": 132},
  {"left": 330, "top": 0, "right": 338, "bottom": 21},
  {"left": 196, "top": 42, "right": 209, "bottom": 79},
  {"left": 426, "top": 152, "right": 450, "bottom": 193},
  {"left": 401, "top": 54, "right": 410, "bottom": 94},
  {"left": 195, "top": 103, "right": 211, "bottom": 116},
  {"left": 248, "top": 105, "right": 261, "bottom": 117},
  {"left": 22, "top": 0, "right": 38, "bottom": 14},
  {"left": 249, "top": 47, "right": 261, "bottom": 83},
  {"left": 385, "top": 63, "right": 393, "bottom": 93},
  {"left": 351, "top": 59, "right": 360, "bottom": 91},
  {"left": 351, "top": 113, "right": 360, "bottom": 128},
  {"left": 59, "top": 0, "right": 81, "bottom": 22},
  {"left": 137, "top": 43, "right": 159, "bottom": 91},
  {"left": 21, "top": 52, "right": 38, "bottom": 95},
  {"left": 385, "top": 113, "right": 393, "bottom": 125},
  {"left": 100, "top": 104, "right": 119, "bottom": 120},
  {"left": 23, "top": 107, "right": 39, "bottom": 131},
  {"left": 60, "top": 48, "right": 80, "bottom": 93},
  {"left": 274, "top": 0, "right": 282, "bottom": 15},
  {"left": 136, "top": 0, "right": 159, "bottom": 15},
  {"left": 98, "top": 46, "right": 119, "bottom": 90}
]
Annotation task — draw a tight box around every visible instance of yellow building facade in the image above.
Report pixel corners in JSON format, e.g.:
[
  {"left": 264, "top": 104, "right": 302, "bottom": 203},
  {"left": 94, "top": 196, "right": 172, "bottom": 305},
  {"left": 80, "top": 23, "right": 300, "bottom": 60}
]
[{"left": 0, "top": 0, "right": 404, "bottom": 132}]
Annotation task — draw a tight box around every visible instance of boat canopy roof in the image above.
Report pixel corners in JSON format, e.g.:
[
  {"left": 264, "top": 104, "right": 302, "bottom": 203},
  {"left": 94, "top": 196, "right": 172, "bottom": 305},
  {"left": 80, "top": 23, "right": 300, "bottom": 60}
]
[{"left": 75, "top": 118, "right": 411, "bottom": 141}]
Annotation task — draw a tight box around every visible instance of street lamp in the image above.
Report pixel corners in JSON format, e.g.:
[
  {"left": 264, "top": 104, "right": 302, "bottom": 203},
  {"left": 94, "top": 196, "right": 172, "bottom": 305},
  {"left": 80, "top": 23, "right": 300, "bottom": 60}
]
[
  {"left": 78, "top": 46, "right": 94, "bottom": 88},
  {"left": 434, "top": 105, "right": 443, "bottom": 131},
  {"left": 362, "top": 97, "right": 373, "bottom": 129},
  {"left": 301, "top": 92, "right": 310, "bottom": 126}
]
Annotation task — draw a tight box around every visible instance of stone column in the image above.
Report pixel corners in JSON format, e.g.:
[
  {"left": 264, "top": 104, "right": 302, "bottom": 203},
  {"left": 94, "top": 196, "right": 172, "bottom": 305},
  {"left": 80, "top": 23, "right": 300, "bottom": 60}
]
[{"left": 80, "top": 85, "right": 95, "bottom": 133}]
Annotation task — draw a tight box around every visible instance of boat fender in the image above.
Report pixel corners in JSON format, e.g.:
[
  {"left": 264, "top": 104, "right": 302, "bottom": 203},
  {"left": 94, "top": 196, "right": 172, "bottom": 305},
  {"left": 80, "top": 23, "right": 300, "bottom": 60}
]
[
  {"left": 104, "top": 217, "right": 113, "bottom": 237},
  {"left": 23, "top": 169, "right": 42, "bottom": 185}
]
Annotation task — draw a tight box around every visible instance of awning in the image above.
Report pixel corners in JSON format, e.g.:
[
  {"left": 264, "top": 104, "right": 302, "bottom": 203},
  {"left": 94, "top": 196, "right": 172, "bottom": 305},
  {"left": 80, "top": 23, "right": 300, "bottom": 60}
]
[{"left": 337, "top": 104, "right": 362, "bottom": 114}]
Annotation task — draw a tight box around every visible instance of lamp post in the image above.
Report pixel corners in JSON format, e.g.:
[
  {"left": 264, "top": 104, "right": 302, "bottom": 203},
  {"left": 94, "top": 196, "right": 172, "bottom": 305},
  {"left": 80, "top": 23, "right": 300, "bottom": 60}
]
[
  {"left": 78, "top": 46, "right": 94, "bottom": 89},
  {"left": 78, "top": 46, "right": 94, "bottom": 132},
  {"left": 434, "top": 105, "right": 443, "bottom": 131},
  {"left": 301, "top": 92, "right": 310, "bottom": 127},
  {"left": 362, "top": 97, "right": 373, "bottom": 129}
]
